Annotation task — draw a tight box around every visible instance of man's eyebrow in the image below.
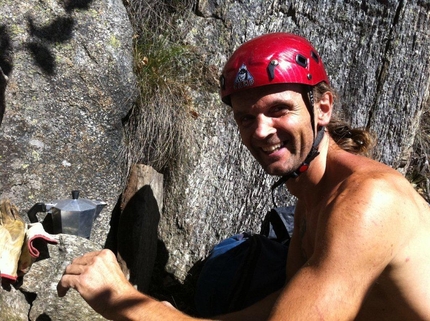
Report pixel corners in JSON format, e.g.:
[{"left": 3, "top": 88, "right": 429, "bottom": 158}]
[{"left": 269, "top": 98, "right": 296, "bottom": 107}]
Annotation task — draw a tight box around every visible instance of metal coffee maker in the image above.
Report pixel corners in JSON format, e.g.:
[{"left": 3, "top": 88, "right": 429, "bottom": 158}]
[{"left": 27, "top": 190, "right": 106, "bottom": 239}]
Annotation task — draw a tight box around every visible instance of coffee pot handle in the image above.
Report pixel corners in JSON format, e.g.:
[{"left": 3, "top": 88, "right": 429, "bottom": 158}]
[{"left": 27, "top": 202, "right": 47, "bottom": 223}]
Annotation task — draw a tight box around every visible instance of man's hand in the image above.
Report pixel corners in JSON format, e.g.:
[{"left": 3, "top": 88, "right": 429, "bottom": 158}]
[{"left": 57, "top": 249, "right": 138, "bottom": 319}]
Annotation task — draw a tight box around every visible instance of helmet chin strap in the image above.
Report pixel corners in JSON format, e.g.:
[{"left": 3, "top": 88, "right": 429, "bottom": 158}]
[
  {"left": 270, "top": 86, "right": 324, "bottom": 206},
  {"left": 270, "top": 126, "right": 325, "bottom": 205}
]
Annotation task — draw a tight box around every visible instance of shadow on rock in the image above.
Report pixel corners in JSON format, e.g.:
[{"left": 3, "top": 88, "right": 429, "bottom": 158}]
[{"left": 105, "top": 186, "right": 160, "bottom": 293}]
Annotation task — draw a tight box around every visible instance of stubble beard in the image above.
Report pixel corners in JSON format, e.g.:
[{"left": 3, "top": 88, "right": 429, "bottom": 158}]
[
  {"left": 259, "top": 151, "right": 302, "bottom": 177},
  {"left": 261, "top": 142, "right": 313, "bottom": 178}
]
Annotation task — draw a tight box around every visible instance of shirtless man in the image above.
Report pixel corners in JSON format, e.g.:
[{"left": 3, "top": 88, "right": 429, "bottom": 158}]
[{"left": 57, "top": 33, "right": 430, "bottom": 320}]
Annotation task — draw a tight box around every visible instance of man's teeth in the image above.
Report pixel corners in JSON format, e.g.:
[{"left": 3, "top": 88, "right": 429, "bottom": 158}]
[{"left": 262, "top": 143, "right": 283, "bottom": 152}]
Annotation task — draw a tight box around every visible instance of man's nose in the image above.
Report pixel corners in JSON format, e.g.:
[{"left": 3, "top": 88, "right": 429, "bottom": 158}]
[{"left": 253, "top": 115, "right": 275, "bottom": 139}]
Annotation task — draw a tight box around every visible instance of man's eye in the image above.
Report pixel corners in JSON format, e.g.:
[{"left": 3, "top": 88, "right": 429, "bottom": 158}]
[
  {"left": 239, "top": 116, "right": 254, "bottom": 126},
  {"left": 270, "top": 106, "right": 289, "bottom": 116},
  {"left": 241, "top": 116, "right": 252, "bottom": 123}
]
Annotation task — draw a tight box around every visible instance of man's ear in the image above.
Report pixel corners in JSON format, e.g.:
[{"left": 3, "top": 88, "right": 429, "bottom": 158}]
[{"left": 316, "top": 91, "right": 333, "bottom": 126}]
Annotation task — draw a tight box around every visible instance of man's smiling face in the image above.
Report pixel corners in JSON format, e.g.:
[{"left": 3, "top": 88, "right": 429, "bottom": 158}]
[{"left": 231, "top": 84, "right": 314, "bottom": 177}]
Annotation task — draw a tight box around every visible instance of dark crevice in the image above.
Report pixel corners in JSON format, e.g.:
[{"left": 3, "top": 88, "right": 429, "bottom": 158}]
[
  {"left": 21, "top": 290, "right": 38, "bottom": 321},
  {"left": 366, "top": 0, "right": 404, "bottom": 130},
  {"left": 361, "top": 0, "right": 369, "bottom": 12},
  {"left": 83, "top": 43, "right": 99, "bottom": 65},
  {"left": 0, "top": 25, "right": 12, "bottom": 125},
  {"left": 286, "top": 4, "right": 299, "bottom": 26},
  {"left": 35, "top": 313, "right": 52, "bottom": 321},
  {"left": 23, "top": 290, "right": 37, "bottom": 305},
  {"left": 0, "top": 25, "right": 13, "bottom": 76},
  {"left": 193, "top": 0, "right": 203, "bottom": 16}
]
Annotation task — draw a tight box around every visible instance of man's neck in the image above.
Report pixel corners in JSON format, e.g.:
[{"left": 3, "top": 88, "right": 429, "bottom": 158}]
[{"left": 285, "top": 134, "right": 330, "bottom": 203}]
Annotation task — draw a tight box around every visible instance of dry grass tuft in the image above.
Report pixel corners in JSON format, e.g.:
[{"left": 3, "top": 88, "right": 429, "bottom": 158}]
[{"left": 120, "top": 0, "right": 203, "bottom": 181}]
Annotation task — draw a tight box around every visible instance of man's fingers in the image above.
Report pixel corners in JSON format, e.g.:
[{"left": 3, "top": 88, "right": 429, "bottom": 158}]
[
  {"left": 57, "top": 284, "right": 69, "bottom": 297},
  {"left": 71, "top": 251, "right": 101, "bottom": 265},
  {"left": 57, "top": 262, "right": 85, "bottom": 297},
  {"left": 63, "top": 262, "right": 87, "bottom": 275},
  {"left": 57, "top": 264, "right": 89, "bottom": 297},
  {"left": 57, "top": 252, "right": 100, "bottom": 297},
  {"left": 57, "top": 274, "right": 74, "bottom": 297}
]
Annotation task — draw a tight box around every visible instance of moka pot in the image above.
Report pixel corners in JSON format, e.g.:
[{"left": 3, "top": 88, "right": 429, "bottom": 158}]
[{"left": 27, "top": 190, "right": 106, "bottom": 239}]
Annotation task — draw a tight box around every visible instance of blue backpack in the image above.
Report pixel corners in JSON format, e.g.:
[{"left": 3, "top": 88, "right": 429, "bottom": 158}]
[{"left": 194, "top": 206, "right": 295, "bottom": 317}]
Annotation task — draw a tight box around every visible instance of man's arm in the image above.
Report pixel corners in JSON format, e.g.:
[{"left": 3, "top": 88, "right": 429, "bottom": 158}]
[
  {"left": 58, "top": 249, "right": 285, "bottom": 321},
  {"left": 57, "top": 249, "right": 202, "bottom": 321},
  {"left": 267, "top": 175, "right": 403, "bottom": 320},
  {"left": 216, "top": 290, "right": 282, "bottom": 321}
]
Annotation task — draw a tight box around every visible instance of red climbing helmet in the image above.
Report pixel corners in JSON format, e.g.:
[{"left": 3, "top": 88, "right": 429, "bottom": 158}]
[{"left": 220, "top": 33, "right": 330, "bottom": 105}]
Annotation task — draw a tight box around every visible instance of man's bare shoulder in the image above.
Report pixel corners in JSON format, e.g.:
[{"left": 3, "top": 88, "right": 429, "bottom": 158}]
[
  {"left": 313, "top": 152, "right": 429, "bottom": 265},
  {"left": 325, "top": 156, "right": 428, "bottom": 235},
  {"left": 330, "top": 159, "right": 429, "bottom": 263},
  {"left": 327, "top": 151, "right": 425, "bottom": 212}
]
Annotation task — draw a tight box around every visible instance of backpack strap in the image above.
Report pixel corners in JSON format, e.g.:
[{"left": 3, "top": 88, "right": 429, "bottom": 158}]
[
  {"left": 269, "top": 209, "right": 290, "bottom": 242},
  {"left": 261, "top": 206, "right": 295, "bottom": 243}
]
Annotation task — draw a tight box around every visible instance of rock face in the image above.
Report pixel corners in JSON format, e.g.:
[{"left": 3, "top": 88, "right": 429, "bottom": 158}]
[
  {"left": 0, "top": 235, "right": 107, "bottom": 321},
  {"left": 0, "top": 285, "right": 29, "bottom": 321},
  {"left": 21, "top": 235, "right": 106, "bottom": 321},
  {"left": 0, "top": 0, "right": 135, "bottom": 319},
  {"left": 0, "top": 0, "right": 136, "bottom": 245}
]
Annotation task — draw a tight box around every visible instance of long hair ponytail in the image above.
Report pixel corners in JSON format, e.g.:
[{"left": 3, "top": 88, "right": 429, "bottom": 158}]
[{"left": 313, "top": 82, "right": 376, "bottom": 157}]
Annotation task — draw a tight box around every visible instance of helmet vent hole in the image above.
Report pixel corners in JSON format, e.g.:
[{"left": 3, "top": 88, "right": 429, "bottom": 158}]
[
  {"left": 296, "top": 54, "right": 308, "bottom": 68},
  {"left": 311, "top": 51, "right": 319, "bottom": 63}
]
